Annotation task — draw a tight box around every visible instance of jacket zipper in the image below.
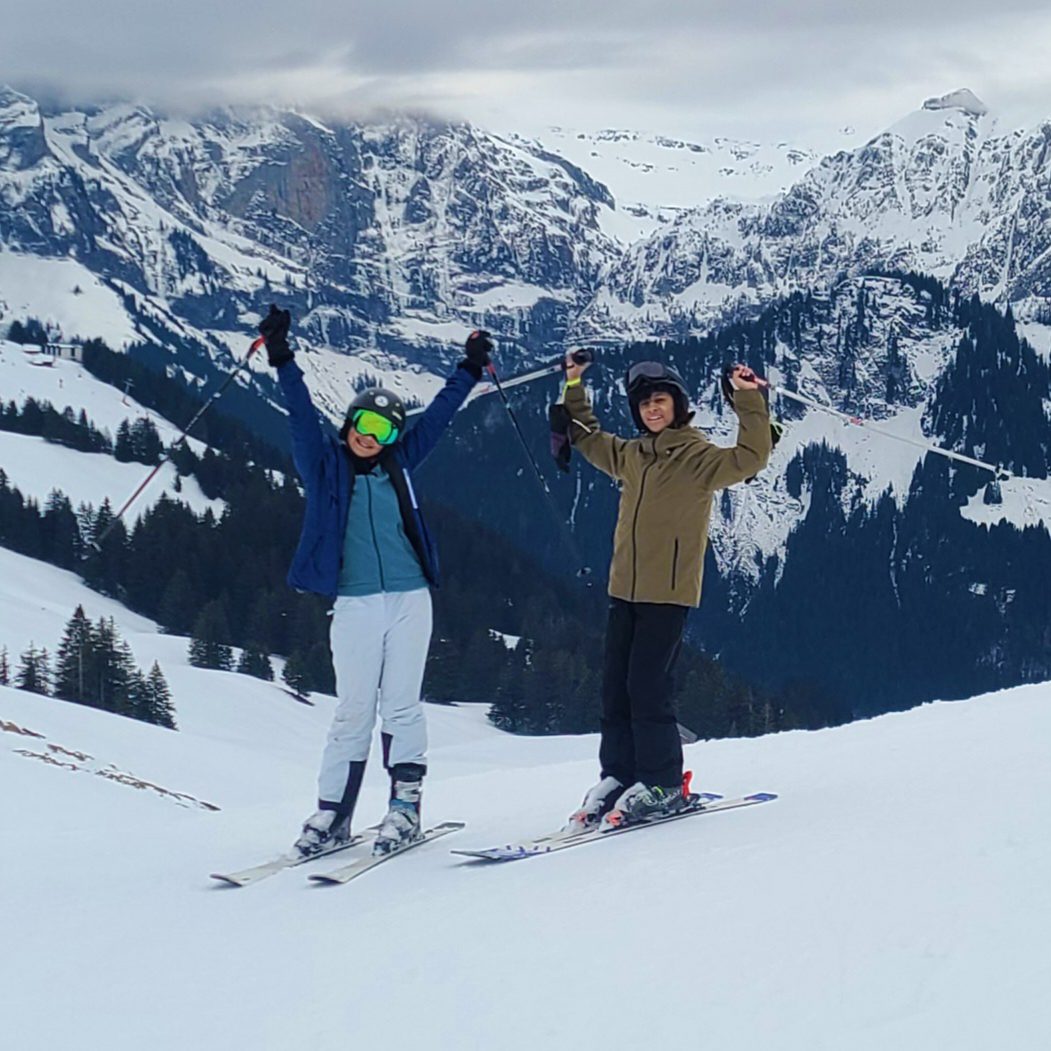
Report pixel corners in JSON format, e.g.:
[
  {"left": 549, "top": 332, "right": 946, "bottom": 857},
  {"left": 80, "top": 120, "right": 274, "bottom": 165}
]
[
  {"left": 671, "top": 538, "right": 679, "bottom": 591},
  {"left": 366, "top": 476, "right": 386, "bottom": 591},
  {"left": 630, "top": 446, "right": 658, "bottom": 600}
]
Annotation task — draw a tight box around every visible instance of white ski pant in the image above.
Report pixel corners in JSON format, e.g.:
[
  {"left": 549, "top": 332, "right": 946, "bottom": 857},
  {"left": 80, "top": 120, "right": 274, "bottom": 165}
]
[{"left": 318, "top": 588, "right": 432, "bottom": 805}]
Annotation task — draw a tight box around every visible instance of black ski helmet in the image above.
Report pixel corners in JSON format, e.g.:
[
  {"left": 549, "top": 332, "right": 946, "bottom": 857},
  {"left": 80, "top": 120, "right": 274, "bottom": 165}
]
[
  {"left": 625, "top": 361, "right": 692, "bottom": 432},
  {"left": 339, "top": 387, "right": 407, "bottom": 444}
]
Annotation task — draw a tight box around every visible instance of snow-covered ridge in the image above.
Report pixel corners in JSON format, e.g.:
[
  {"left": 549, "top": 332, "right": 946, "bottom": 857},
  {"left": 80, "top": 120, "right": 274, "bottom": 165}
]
[
  {"left": 575, "top": 88, "right": 1051, "bottom": 342},
  {"left": 511, "top": 125, "right": 818, "bottom": 242}
]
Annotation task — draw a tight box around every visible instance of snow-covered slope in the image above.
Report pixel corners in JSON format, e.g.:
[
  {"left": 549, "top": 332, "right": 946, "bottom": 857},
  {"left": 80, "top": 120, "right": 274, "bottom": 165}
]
[
  {"left": 510, "top": 126, "right": 818, "bottom": 242},
  {"left": 0, "top": 338, "right": 221, "bottom": 516},
  {"left": 0, "top": 541, "right": 1047, "bottom": 1050}
]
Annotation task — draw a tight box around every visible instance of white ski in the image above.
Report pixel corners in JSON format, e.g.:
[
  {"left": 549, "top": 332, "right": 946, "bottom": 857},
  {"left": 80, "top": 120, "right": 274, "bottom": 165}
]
[
  {"left": 308, "top": 821, "right": 466, "bottom": 885},
  {"left": 210, "top": 826, "right": 379, "bottom": 887},
  {"left": 451, "top": 793, "right": 776, "bottom": 862}
]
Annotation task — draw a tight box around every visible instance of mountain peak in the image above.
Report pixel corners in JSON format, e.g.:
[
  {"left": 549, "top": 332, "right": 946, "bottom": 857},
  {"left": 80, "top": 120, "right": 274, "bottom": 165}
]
[{"left": 922, "top": 89, "right": 988, "bottom": 117}]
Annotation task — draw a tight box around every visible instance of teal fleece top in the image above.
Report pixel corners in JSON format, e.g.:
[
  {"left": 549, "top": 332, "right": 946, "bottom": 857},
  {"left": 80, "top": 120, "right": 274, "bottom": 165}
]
[{"left": 337, "top": 468, "right": 428, "bottom": 596}]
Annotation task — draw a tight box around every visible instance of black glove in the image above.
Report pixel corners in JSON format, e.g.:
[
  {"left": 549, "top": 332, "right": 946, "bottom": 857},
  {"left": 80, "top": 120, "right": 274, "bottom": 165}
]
[
  {"left": 259, "top": 305, "right": 293, "bottom": 367},
  {"left": 464, "top": 330, "right": 493, "bottom": 369},
  {"left": 562, "top": 348, "right": 595, "bottom": 371},
  {"left": 549, "top": 403, "right": 572, "bottom": 473}
]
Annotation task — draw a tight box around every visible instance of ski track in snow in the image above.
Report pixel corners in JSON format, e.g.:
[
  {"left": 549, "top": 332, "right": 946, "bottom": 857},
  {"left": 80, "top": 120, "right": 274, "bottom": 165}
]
[{"left": 0, "top": 542, "right": 1049, "bottom": 1051}]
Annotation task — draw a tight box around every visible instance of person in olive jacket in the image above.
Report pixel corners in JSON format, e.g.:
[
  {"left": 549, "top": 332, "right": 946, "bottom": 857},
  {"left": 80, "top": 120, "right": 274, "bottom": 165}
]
[{"left": 560, "top": 355, "right": 772, "bottom": 830}]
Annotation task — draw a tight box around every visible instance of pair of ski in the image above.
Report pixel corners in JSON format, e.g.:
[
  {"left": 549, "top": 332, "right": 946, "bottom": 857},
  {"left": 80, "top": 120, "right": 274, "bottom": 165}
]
[
  {"left": 451, "top": 791, "right": 777, "bottom": 862},
  {"left": 211, "top": 791, "right": 777, "bottom": 886},
  {"left": 210, "top": 821, "right": 465, "bottom": 887}
]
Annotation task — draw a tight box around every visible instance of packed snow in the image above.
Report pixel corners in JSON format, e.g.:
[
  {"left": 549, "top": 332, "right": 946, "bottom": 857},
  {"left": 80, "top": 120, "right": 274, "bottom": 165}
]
[
  {"left": 0, "top": 251, "right": 138, "bottom": 348},
  {"left": 0, "top": 542, "right": 1048, "bottom": 1050},
  {"left": 514, "top": 127, "right": 819, "bottom": 242}
]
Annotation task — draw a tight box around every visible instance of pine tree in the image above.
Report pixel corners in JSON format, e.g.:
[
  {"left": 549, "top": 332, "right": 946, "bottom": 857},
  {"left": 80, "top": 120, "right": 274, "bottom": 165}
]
[
  {"left": 0, "top": 645, "right": 9, "bottom": 686},
  {"left": 188, "top": 601, "right": 234, "bottom": 670},
  {"left": 158, "top": 570, "right": 197, "bottom": 635},
  {"left": 129, "top": 418, "right": 163, "bottom": 464},
  {"left": 89, "top": 618, "right": 128, "bottom": 713},
  {"left": 143, "top": 662, "right": 177, "bottom": 729},
  {"left": 114, "top": 420, "right": 134, "bottom": 462},
  {"left": 281, "top": 649, "right": 312, "bottom": 700},
  {"left": 82, "top": 500, "right": 127, "bottom": 597},
  {"left": 489, "top": 653, "right": 528, "bottom": 732},
  {"left": 237, "top": 644, "right": 274, "bottom": 681},
  {"left": 54, "top": 605, "right": 93, "bottom": 703},
  {"left": 37, "top": 647, "right": 53, "bottom": 697},
  {"left": 124, "top": 666, "right": 149, "bottom": 722},
  {"left": 114, "top": 638, "right": 140, "bottom": 716},
  {"left": 304, "top": 640, "right": 335, "bottom": 695},
  {"left": 15, "top": 643, "right": 49, "bottom": 695}
]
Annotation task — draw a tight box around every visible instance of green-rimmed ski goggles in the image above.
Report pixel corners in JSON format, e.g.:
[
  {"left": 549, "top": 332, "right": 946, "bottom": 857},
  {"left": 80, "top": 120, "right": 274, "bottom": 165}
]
[{"left": 352, "top": 408, "right": 400, "bottom": 445}]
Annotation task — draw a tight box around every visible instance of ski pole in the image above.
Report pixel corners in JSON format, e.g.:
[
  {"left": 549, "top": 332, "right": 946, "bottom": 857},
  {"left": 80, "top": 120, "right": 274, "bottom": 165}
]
[
  {"left": 484, "top": 359, "right": 592, "bottom": 579},
  {"left": 90, "top": 335, "right": 267, "bottom": 550},
  {"left": 405, "top": 361, "right": 564, "bottom": 417},
  {"left": 753, "top": 377, "right": 1012, "bottom": 481}
]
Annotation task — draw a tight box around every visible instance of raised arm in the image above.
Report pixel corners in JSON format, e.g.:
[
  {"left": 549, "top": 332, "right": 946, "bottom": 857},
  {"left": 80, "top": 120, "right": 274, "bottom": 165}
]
[
  {"left": 561, "top": 375, "right": 629, "bottom": 481},
  {"left": 276, "top": 359, "right": 327, "bottom": 482},
  {"left": 692, "top": 387, "right": 772, "bottom": 490},
  {"left": 399, "top": 331, "right": 488, "bottom": 470},
  {"left": 259, "top": 305, "right": 326, "bottom": 484}
]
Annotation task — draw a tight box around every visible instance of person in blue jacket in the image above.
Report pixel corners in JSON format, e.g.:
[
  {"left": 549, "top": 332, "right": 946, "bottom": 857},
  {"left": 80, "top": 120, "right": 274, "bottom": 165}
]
[{"left": 258, "top": 306, "right": 491, "bottom": 857}]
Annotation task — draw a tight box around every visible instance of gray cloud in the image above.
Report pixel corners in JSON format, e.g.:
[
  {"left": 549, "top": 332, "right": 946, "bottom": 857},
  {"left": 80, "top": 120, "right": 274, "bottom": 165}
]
[{"left": 4, "top": 1, "right": 1051, "bottom": 149}]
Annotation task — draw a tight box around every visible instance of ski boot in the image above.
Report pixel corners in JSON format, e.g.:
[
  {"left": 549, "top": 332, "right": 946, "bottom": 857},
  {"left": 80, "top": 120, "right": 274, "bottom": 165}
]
[
  {"left": 563, "top": 776, "right": 624, "bottom": 833},
  {"left": 293, "top": 809, "right": 352, "bottom": 858},
  {"left": 373, "top": 776, "right": 423, "bottom": 856},
  {"left": 600, "top": 772, "right": 692, "bottom": 831}
]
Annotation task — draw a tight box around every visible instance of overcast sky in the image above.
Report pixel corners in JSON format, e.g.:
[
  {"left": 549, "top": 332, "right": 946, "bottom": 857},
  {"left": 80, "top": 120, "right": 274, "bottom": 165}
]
[{"left": 5, "top": 1, "right": 1051, "bottom": 151}]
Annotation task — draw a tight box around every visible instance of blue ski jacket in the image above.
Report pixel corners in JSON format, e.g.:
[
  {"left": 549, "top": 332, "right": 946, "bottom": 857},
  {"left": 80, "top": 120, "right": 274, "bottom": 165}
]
[{"left": 277, "top": 358, "right": 478, "bottom": 599}]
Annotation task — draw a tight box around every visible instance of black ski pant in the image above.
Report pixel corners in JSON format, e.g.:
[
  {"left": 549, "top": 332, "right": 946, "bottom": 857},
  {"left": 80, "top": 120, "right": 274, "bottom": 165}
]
[{"left": 599, "top": 597, "right": 689, "bottom": 790}]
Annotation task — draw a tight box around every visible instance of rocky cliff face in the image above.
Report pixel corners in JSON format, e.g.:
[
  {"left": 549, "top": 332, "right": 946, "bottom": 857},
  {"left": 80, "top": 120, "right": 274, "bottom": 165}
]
[{"left": 0, "top": 90, "right": 622, "bottom": 371}]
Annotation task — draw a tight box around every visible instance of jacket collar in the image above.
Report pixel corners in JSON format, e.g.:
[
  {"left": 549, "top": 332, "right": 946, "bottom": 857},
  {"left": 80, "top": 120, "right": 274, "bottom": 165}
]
[{"left": 639, "top": 426, "right": 706, "bottom": 456}]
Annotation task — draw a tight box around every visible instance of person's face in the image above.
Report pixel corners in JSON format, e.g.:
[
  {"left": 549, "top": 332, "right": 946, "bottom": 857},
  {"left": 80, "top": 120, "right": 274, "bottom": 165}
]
[
  {"left": 639, "top": 391, "right": 675, "bottom": 433},
  {"left": 347, "top": 427, "right": 381, "bottom": 458}
]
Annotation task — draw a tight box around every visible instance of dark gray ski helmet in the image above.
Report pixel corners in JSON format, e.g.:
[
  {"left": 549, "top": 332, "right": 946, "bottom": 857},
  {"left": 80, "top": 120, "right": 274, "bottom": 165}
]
[
  {"left": 339, "top": 387, "right": 407, "bottom": 444},
  {"left": 625, "top": 361, "right": 691, "bottom": 431}
]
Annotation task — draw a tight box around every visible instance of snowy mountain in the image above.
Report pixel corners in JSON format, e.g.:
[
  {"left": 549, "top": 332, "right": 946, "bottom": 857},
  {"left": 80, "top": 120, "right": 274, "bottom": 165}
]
[
  {"left": 507, "top": 125, "right": 818, "bottom": 242},
  {"left": 1, "top": 536, "right": 1048, "bottom": 1050},
  {"left": 579, "top": 89, "right": 1051, "bottom": 340},
  {"left": 0, "top": 85, "right": 620, "bottom": 371},
  {"left": 6, "top": 85, "right": 1051, "bottom": 373}
]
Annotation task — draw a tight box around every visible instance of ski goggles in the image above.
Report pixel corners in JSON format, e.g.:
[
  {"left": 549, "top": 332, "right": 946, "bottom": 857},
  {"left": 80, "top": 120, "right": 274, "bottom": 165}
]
[
  {"left": 352, "top": 409, "right": 400, "bottom": 446},
  {"left": 625, "top": 361, "right": 675, "bottom": 392}
]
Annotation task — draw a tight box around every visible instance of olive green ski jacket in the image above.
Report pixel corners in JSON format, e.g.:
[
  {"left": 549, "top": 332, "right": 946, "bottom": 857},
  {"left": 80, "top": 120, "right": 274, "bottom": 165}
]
[{"left": 563, "top": 382, "right": 771, "bottom": 607}]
